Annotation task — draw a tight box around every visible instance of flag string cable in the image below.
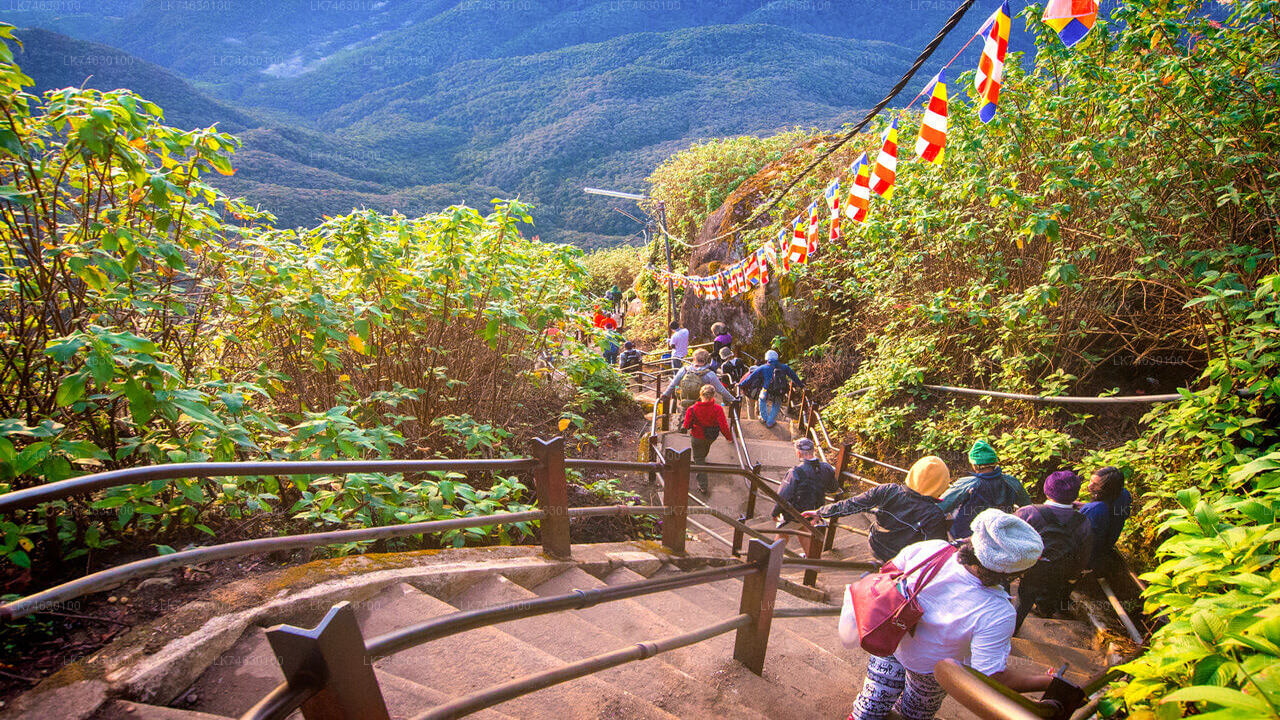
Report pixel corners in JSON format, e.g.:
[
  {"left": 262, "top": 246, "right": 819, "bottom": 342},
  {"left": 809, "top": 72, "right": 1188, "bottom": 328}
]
[{"left": 694, "top": 0, "right": 981, "bottom": 246}]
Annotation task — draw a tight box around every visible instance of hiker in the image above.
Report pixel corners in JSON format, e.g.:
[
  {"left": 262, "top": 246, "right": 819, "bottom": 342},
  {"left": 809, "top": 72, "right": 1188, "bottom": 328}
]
[
  {"left": 618, "top": 340, "right": 644, "bottom": 373},
  {"left": 741, "top": 350, "right": 803, "bottom": 428},
  {"left": 600, "top": 327, "right": 620, "bottom": 366},
  {"left": 1013, "top": 471, "right": 1094, "bottom": 632},
  {"left": 736, "top": 358, "right": 765, "bottom": 419},
  {"left": 711, "top": 322, "right": 733, "bottom": 358},
  {"left": 718, "top": 348, "right": 748, "bottom": 389},
  {"left": 803, "top": 456, "right": 949, "bottom": 563},
  {"left": 661, "top": 348, "right": 735, "bottom": 421},
  {"left": 605, "top": 284, "right": 622, "bottom": 313},
  {"left": 844, "top": 509, "right": 1054, "bottom": 720},
  {"left": 937, "top": 440, "right": 1032, "bottom": 540},
  {"left": 773, "top": 438, "right": 838, "bottom": 524},
  {"left": 1078, "top": 466, "right": 1132, "bottom": 573},
  {"left": 667, "top": 321, "right": 690, "bottom": 370},
  {"left": 682, "top": 384, "right": 733, "bottom": 494}
]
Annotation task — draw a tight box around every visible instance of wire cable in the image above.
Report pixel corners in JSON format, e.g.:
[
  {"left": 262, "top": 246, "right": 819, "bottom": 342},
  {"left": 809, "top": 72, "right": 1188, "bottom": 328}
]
[{"left": 699, "top": 0, "right": 982, "bottom": 245}]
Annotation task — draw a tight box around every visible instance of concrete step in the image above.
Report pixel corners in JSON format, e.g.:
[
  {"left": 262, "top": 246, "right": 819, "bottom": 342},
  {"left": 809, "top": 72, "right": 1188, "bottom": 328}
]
[
  {"left": 526, "top": 566, "right": 826, "bottom": 720},
  {"left": 353, "top": 582, "right": 680, "bottom": 720},
  {"left": 448, "top": 574, "right": 770, "bottom": 720},
  {"left": 91, "top": 700, "right": 234, "bottom": 719},
  {"left": 599, "top": 566, "right": 849, "bottom": 715},
  {"left": 176, "top": 626, "right": 286, "bottom": 718}
]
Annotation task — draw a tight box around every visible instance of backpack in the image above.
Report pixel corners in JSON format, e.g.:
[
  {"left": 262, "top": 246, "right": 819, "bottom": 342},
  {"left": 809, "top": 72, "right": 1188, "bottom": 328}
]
[
  {"left": 619, "top": 349, "right": 642, "bottom": 372},
  {"left": 951, "top": 473, "right": 1022, "bottom": 538},
  {"left": 1032, "top": 507, "right": 1087, "bottom": 566},
  {"left": 765, "top": 364, "right": 791, "bottom": 397},
  {"left": 679, "top": 368, "right": 715, "bottom": 403}
]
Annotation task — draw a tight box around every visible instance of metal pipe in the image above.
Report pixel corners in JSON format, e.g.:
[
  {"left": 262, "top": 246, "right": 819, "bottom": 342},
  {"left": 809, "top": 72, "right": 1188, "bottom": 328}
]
[
  {"left": 840, "top": 470, "right": 881, "bottom": 487},
  {"left": 0, "top": 458, "right": 541, "bottom": 512},
  {"left": 563, "top": 459, "right": 662, "bottom": 472},
  {"left": 1097, "top": 576, "right": 1145, "bottom": 644},
  {"left": 848, "top": 452, "right": 909, "bottom": 475},
  {"left": 922, "top": 384, "right": 1183, "bottom": 405},
  {"left": 773, "top": 606, "right": 841, "bottom": 618},
  {"left": 239, "top": 679, "right": 319, "bottom": 720},
  {"left": 367, "top": 564, "right": 757, "bottom": 657},
  {"left": 0, "top": 505, "right": 709, "bottom": 622},
  {"left": 781, "top": 557, "right": 878, "bottom": 571},
  {"left": 412, "top": 614, "right": 750, "bottom": 720}
]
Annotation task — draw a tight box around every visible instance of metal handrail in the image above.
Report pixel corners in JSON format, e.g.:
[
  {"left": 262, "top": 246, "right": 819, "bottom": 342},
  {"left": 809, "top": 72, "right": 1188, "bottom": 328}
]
[
  {"left": 773, "top": 606, "right": 841, "bottom": 618},
  {"left": 240, "top": 680, "right": 319, "bottom": 720},
  {"left": 413, "top": 614, "right": 751, "bottom": 720},
  {"left": 0, "top": 504, "right": 721, "bottom": 622},
  {"left": 933, "top": 659, "right": 1060, "bottom": 719},
  {"left": 366, "top": 562, "right": 758, "bottom": 657},
  {"left": 781, "top": 557, "right": 878, "bottom": 571},
  {"left": 0, "top": 458, "right": 542, "bottom": 513}
]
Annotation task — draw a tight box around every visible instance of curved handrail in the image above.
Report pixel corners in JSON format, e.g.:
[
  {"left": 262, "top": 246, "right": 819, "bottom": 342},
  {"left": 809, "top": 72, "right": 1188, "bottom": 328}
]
[{"left": 933, "top": 659, "right": 1059, "bottom": 719}]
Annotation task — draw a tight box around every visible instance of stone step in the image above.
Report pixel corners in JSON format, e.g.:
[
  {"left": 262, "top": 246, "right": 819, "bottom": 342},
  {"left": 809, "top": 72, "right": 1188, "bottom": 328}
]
[
  {"left": 524, "top": 566, "right": 826, "bottom": 720},
  {"left": 599, "top": 566, "right": 854, "bottom": 714},
  {"left": 91, "top": 700, "right": 234, "bottom": 720},
  {"left": 353, "top": 582, "right": 681, "bottom": 720},
  {"left": 447, "top": 574, "right": 770, "bottom": 720}
]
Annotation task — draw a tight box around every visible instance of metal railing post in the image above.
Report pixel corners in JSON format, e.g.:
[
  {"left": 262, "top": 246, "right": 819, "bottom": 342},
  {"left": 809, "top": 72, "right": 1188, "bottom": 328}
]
[
  {"left": 734, "top": 538, "right": 785, "bottom": 675},
  {"left": 803, "top": 524, "right": 824, "bottom": 588},
  {"left": 661, "top": 447, "right": 691, "bottom": 554},
  {"left": 265, "top": 601, "right": 390, "bottom": 720},
  {"left": 823, "top": 441, "right": 854, "bottom": 555},
  {"left": 661, "top": 396, "right": 671, "bottom": 432},
  {"left": 532, "top": 437, "right": 571, "bottom": 559},
  {"left": 737, "top": 483, "right": 759, "bottom": 556}
]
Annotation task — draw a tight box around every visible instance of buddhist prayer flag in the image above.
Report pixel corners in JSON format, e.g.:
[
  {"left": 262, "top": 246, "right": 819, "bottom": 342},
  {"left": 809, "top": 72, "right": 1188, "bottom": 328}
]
[
  {"left": 915, "top": 70, "right": 948, "bottom": 163},
  {"left": 786, "top": 214, "right": 810, "bottom": 268},
  {"left": 870, "top": 118, "right": 899, "bottom": 198},
  {"left": 975, "top": 1, "right": 1011, "bottom": 124},
  {"left": 824, "top": 178, "right": 842, "bottom": 241},
  {"left": 757, "top": 245, "right": 775, "bottom": 285},
  {"left": 805, "top": 200, "right": 821, "bottom": 253},
  {"left": 744, "top": 252, "right": 762, "bottom": 286},
  {"left": 1042, "top": 0, "right": 1097, "bottom": 47},
  {"left": 844, "top": 153, "right": 871, "bottom": 223}
]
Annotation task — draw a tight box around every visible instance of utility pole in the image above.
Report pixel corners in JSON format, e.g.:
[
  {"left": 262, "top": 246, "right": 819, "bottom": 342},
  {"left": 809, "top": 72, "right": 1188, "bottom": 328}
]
[{"left": 583, "top": 187, "right": 675, "bottom": 327}]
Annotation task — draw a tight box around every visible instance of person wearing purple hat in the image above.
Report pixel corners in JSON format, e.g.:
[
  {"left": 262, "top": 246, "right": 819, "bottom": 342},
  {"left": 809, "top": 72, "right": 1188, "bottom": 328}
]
[{"left": 1012, "top": 471, "right": 1095, "bottom": 633}]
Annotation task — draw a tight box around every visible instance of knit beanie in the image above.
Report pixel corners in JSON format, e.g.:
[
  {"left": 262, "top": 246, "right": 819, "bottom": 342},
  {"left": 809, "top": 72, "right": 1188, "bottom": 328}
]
[
  {"left": 970, "top": 509, "right": 1043, "bottom": 573},
  {"left": 905, "top": 456, "right": 950, "bottom": 498},
  {"left": 765, "top": 350, "right": 779, "bottom": 362},
  {"left": 968, "top": 440, "right": 999, "bottom": 466},
  {"left": 1043, "top": 470, "right": 1082, "bottom": 503}
]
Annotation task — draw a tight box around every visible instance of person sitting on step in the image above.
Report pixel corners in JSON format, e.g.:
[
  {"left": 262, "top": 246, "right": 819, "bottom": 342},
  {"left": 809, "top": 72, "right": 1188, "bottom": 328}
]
[
  {"left": 773, "top": 438, "right": 837, "bottom": 525},
  {"left": 682, "top": 384, "right": 733, "bottom": 495},
  {"left": 803, "top": 456, "right": 950, "bottom": 563},
  {"left": 661, "top": 348, "right": 735, "bottom": 425},
  {"left": 937, "top": 440, "right": 1032, "bottom": 540},
  {"left": 1012, "top": 470, "right": 1094, "bottom": 633}
]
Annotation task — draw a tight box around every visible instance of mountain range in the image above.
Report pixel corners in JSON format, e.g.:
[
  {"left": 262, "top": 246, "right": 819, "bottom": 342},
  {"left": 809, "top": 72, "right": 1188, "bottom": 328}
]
[{"left": 4, "top": 0, "right": 1034, "bottom": 246}]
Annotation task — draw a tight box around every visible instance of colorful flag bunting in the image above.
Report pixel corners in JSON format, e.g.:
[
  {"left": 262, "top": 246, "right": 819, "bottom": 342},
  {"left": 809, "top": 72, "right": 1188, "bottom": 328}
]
[
  {"left": 757, "top": 245, "right": 775, "bottom": 285},
  {"left": 975, "top": 0, "right": 1011, "bottom": 124},
  {"left": 1042, "top": 0, "right": 1097, "bottom": 47},
  {"left": 871, "top": 118, "right": 899, "bottom": 198},
  {"left": 915, "top": 70, "right": 948, "bottom": 163},
  {"left": 844, "top": 153, "right": 871, "bottom": 223},
  {"left": 786, "top": 214, "right": 810, "bottom": 268},
  {"left": 744, "top": 252, "right": 762, "bottom": 286},
  {"left": 805, "top": 201, "right": 821, "bottom": 253},
  {"left": 824, "top": 179, "right": 842, "bottom": 241}
]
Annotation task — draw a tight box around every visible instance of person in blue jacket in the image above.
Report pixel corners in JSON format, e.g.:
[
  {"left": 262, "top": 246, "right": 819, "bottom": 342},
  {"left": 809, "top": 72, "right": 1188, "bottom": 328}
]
[
  {"left": 937, "top": 440, "right": 1032, "bottom": 539},
  {"left": 738, "top": 350, "right": 803, "bottom": 428},
  {"left": 1078, "top": 465, "right": 1132, "bottom": 573}
]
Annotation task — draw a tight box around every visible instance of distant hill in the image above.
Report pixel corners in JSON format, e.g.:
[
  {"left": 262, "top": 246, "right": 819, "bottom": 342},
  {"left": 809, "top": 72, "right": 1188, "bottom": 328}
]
[{"left": 4, "top": 1, "right": 1036, "bottom": 245}]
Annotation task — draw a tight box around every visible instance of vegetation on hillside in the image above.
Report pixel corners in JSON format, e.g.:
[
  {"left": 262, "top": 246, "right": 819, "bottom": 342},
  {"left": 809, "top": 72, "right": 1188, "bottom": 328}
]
[
  {"left": 638, "top": 0, "right": 1279, "bottom": 713},
  {"left": 0, "top": 27, "right": 626, "bottom": 590}
]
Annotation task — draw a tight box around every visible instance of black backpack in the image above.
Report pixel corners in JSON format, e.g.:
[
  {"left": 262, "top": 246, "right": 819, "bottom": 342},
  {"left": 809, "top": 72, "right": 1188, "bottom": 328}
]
[
  {"left": 765, "top": 364, "right": 792, "bottom": 397},
  {"left": 951, "top": 473, "right": 1022, "bottom": 538},
  {"left": 1033, "top": 507, "right": 1087, "bottom": 566}
]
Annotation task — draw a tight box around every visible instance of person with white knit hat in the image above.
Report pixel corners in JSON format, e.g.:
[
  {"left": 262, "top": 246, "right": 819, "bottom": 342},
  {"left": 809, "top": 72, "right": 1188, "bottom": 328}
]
[{"left": 845, "top": 509, "right": 1055, "bottom": 720}]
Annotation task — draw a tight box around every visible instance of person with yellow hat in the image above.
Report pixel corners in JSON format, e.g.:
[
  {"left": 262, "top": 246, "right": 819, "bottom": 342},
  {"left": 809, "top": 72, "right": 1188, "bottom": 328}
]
[{"left": 803, "top": 456, "right": 951, "bottom": 563}]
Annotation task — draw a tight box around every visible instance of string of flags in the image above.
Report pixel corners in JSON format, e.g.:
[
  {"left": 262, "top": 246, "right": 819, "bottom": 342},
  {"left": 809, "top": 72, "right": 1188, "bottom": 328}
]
[{"left": 650, "top": 0, "right": 1100, "bottom": 302}]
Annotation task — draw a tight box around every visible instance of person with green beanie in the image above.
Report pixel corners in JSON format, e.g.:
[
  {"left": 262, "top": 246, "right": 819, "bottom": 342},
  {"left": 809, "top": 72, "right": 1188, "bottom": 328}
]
[{"left": 937, "top": 440, "right": 1032, "bottom": 540}]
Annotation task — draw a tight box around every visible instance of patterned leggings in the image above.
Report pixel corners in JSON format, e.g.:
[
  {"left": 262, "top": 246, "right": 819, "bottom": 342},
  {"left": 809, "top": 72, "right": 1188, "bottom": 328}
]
[{"left": 848, "top": 655, "right": 948, "bottom": 720}]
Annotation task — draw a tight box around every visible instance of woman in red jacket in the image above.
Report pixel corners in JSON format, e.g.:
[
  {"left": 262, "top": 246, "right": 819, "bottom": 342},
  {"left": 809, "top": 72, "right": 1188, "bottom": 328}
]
[{"left": 682, "top": 384, "right": 733, "bottom": 495}]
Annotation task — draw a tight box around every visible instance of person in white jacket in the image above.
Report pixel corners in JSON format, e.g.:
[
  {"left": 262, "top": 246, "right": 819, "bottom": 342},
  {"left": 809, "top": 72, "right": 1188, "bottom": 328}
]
[{"left": 840, "top": 509, "right": 1055, "bottom": 720}]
